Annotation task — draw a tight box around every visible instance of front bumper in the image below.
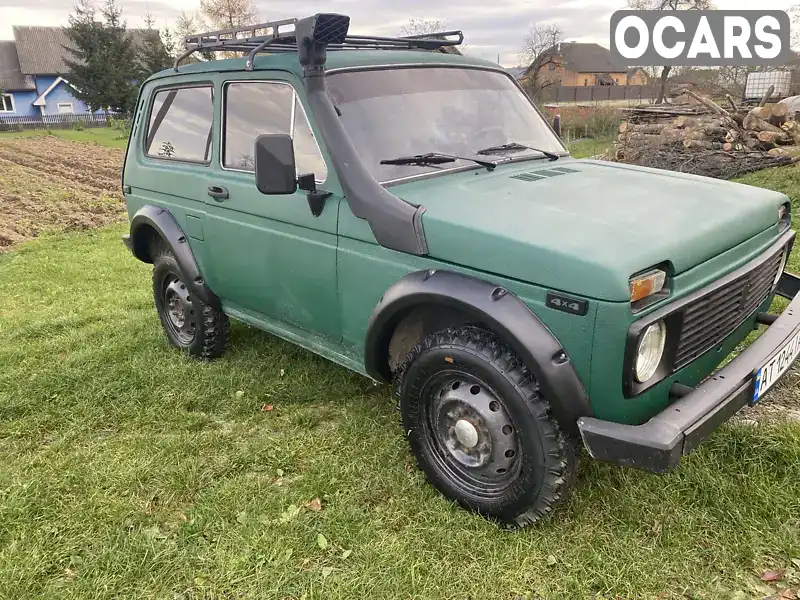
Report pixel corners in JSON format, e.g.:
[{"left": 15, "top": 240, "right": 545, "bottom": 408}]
[{"left": 578, "top": 272, "right": 800, "bottom": 474}]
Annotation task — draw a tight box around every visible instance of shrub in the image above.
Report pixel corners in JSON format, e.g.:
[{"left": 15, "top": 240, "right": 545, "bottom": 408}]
[
  {"left": 542, "top": 104, "right": 624, "bottom": 141},
  {"left": 108, "top": 116, "right": 132, "bottom": 140},
  {"left": 72, "top": 121, "right": 85, "bottom": 131}
]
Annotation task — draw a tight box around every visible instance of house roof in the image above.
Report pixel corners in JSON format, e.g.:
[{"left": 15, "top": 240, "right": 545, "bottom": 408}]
[
  {"left": 0, "top": 40, "right": 35, "bottom": 91},
  {"left": 11, "top": 26, "right": 156, "bottom": 76},
  {"left": 534, "top": 42, "right": 629, "bottom": 74}
]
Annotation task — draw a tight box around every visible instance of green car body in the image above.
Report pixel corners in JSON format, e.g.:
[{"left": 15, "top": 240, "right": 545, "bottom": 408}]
[{"left": 123, "top": 20, "right": 800, "bottom": 497}]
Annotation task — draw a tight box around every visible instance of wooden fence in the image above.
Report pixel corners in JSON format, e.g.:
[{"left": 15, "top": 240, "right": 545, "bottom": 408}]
[
  {"left": 0, "top": 113, "right": 111, "bottom": 132},
  {"left": 539, "top": 85, "right": 658, "bottom": 104}
]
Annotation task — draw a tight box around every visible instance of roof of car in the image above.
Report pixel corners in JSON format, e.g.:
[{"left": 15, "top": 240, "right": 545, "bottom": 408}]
[{"left": 147, "top": 49, "right": 501, "bottom": 82}]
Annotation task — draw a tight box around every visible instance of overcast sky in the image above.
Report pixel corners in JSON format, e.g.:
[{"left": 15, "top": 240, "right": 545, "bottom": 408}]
[{"left": 0, "top": 0, "right": 796, "bottom": 66}]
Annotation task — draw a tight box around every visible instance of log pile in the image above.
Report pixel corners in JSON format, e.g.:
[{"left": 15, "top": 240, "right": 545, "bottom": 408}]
[{"left": 613, "top": 91, "right": 800, "bottom": 179}]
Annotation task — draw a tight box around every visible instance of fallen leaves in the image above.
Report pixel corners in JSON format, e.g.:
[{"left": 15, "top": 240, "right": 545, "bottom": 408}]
[
  {"left": 261, "top": 404, "right": 274, "bottom": 412},
  {"left": 763, "top": 571, "right": 785, "bottom": 583},
  {"left": 316, "top": 533, "right": 328, "bottom": 550},
  {"left": 305, "top": 497, "right": 322, "bottom": 512},
  {"left": 279, "top": 504, "right": 301, "bottom": 524},
  {"left": 141, "top": 524, "right": 169, "bottom": 540}
]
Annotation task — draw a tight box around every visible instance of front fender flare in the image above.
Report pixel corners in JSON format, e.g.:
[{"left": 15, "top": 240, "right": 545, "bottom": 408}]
[
  {"left": 364, "top": 269, "right": 593, "bottom": 435},
  {"left": 128, "top": 204, "right": 221, "bottom": 310}
]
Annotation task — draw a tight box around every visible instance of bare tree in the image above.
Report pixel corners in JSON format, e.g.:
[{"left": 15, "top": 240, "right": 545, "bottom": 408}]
[
  {"left": 791, "top": 4, "right": 800, "bottom": 49},
  {"left": 398, "top": 18, "right": 448, "bottom": 37},
  {"left": 628, "top": 0, "right": 713, "bottom": 104},
  {"left": 517, "top": 24, "right": 563, "bottom": 101},
  {"left": 628, "top": 0, "right": 714, "bottom": 102}
]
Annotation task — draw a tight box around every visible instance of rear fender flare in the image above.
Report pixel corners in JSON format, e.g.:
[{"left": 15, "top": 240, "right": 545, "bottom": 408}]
[
  {"left": 364, "top": 269, "right": 593, "bottom": 435},
  {"left": 129, "top": 204, "right": 221, "bottom": 310}
]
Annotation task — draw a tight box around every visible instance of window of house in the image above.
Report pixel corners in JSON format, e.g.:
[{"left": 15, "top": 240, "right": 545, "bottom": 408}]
[
  {"left": 57, "top": 102, "right": 74, "bottom": 115},
  {"left": 223, "top": 81, "right": 327, "bottom": 181},
  {"left": 145, "top": 86, "right": 214, "bottom": 163},
  {"left": 0, "top": 94, "right": 14, "bottom": 112}
]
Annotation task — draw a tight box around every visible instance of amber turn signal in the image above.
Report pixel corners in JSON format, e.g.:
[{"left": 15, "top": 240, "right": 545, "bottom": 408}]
[{"left": 630, "top": 269, "right": 667, "bottom": 303}]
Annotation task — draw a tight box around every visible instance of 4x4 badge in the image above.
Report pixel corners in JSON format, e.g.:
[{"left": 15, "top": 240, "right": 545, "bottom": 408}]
[{"left": 546, "top": 292, "right": 588, "bottom": 316}]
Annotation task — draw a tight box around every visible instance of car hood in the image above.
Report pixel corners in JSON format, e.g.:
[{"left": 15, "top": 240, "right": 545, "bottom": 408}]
[{"left": 393, "top": 159, "right": 786, "bottom": 301}]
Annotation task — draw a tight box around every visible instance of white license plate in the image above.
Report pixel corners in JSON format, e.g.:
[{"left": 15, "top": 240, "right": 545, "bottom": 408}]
[{"left": 753, "top": 329, "right": 800, "bottom": 404}]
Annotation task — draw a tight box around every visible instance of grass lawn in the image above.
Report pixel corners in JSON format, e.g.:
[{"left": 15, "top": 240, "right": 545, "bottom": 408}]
[
  {"left": 0, "top": 126, "right": 128, "bottom": 149},
  {"left": 567, "top": 136, "right": 614, "bottom": 159},
  {"left": 1, "top": 237, "right": 800, "bottom": 598},
  {"left": 1, "top": 137, "right": 800, "bottom": 598}
]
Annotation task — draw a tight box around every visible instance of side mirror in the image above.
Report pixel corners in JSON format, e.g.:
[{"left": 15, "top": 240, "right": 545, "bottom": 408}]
[{"left": 255, "top": 134, "right": 297, "bottom": 194}]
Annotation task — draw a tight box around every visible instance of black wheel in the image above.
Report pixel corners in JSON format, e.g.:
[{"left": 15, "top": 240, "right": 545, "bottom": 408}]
[
  {"left": 152, "top": 247, "right": 229, "bottom": 359},
  {"left": 396, "top": 326, "right": 578, "bottom": 528}
]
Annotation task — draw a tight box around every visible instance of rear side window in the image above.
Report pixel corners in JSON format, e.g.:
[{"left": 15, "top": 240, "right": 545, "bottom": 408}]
[
  {"left": 223, "top": 81, "right": 327, "bottom": 181},
  {"left": 145, "top": 86, "right": 213, "bottom": 163}
]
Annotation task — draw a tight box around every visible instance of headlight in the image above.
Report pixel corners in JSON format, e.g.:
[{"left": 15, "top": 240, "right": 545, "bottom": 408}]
[
  {"left": 635, "top": 321, "right": 666, "bottom": 383},
  {"left": 779, "top": 203, "right": 790, "bottom": 231}
]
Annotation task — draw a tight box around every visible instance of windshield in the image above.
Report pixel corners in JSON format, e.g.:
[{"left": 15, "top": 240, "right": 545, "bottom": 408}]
[{"left": 326, "top": 66, "right": 565, "bottom": 183}]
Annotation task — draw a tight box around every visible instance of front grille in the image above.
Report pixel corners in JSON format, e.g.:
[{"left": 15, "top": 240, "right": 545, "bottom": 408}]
[{"left": 674, "top": 249, "right": 784, "bottom": 369}]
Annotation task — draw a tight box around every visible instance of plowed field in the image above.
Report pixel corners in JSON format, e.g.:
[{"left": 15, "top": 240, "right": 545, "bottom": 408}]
[{"left": 0, "top": 135, "right": 125, "bottom": 249}]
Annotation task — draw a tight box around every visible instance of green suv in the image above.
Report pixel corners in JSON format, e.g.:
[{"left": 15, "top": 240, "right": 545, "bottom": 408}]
[{"left": 122, "top": 14, "right": 800, "bottom": 528}]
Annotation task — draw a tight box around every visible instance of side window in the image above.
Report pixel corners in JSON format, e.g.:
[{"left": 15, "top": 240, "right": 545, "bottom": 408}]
[
  {"left": 146, "top": 86, "right": 213, "bottom": 163},
  {"left": 223, "top": 81, "right": 327, "bottom": 181}
]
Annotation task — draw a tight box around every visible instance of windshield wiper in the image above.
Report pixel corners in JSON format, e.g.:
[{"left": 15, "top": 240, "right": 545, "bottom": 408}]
[
  {"left": 381, "top": 152, "right": 496, "bottom": 171},
  {"left": 476, "top": 142, "right": 560, "bottom": 161}
]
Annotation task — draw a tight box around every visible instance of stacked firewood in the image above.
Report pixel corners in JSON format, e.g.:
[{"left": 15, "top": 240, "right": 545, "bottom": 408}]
[{"left": 613, "top": 88, "right": 800, "bottom": 179}]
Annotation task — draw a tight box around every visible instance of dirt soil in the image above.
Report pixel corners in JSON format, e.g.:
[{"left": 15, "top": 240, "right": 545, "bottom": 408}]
[{"left": 0, "top": 135, "right": 125, "bottom": 250}]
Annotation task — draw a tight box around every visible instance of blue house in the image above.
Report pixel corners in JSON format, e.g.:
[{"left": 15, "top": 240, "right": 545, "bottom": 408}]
[{"left": 0, "top": 26, "right": 153, "bottom": 118}]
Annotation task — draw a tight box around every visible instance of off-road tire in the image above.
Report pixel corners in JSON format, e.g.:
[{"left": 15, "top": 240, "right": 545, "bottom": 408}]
[
  {"left": 152, "top": 246, "right": 229, "bottom": 360},
  {"left": 396, "top": 326, "right": 578, "bottom": 528}
]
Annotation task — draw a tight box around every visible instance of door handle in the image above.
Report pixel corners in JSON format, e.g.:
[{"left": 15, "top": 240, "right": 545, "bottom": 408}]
[{"left": 208, "top": 185, "right": 229, "bottom": 201}]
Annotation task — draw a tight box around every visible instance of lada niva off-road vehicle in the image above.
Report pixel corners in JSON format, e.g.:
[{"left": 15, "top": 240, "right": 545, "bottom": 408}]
[{"left": 122, "top": 14, "right": 800, "bottom": 528}]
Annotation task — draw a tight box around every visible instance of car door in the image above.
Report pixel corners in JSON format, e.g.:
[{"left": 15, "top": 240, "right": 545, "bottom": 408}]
[
  {"left": 202, "top": 73, "right": 342, "bottom": 341},
  {"left": 128, "top": 81, "right": 217, "bottom": 280}
]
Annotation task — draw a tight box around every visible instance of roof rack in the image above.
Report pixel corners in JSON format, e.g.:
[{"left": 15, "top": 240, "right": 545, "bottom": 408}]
[{"left": 174, "top": 13, "right": 463, "bottom": 71}]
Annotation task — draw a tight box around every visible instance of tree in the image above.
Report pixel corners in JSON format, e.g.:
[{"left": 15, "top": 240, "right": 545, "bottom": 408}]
[
  {"left": 398, "top": 18, "right": 448, "bottom": 37},
  {"left": 64, "top": 0, "right": 139, "bottom": 116},
  {"left": 141, "top": 13, "right": 173, "bottom": 74},
  {"left": 397, "top": 18, "right": 469, "bottom": 55},
  {"left": 517, "top": 24, "right": 563, "bottom": 101},
  {"left": 175, "top": 10, "right": 204, "bottom": 42},
  {"left": 628, "top": 0, "right": 713, "bottom": 104},
  {"left": 199, "top": 0, "right": 258, "bottom": 29},
  {"left": 174, "top": 11, "right": 214, "bottom": 61},
  {"left": 99, "top": 0, "right": 139, "bottom": 113},
  {"left": 791, "top": 4, "right": 800, "bottom": 49},
  {"left": 161, "top": 26, "right": 176, "bottom": 59}
]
